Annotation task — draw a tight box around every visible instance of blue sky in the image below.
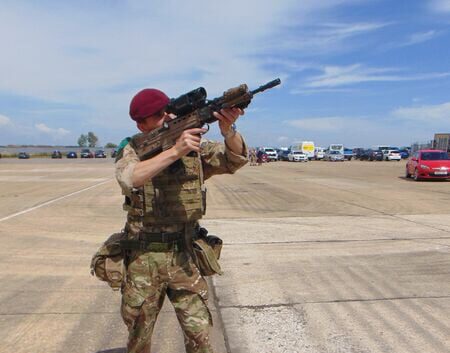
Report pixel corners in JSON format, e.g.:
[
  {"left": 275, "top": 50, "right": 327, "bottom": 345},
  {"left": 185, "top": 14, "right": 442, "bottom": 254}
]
[{"left": 0, "top": 0, "right": 449, "bottom": 148}]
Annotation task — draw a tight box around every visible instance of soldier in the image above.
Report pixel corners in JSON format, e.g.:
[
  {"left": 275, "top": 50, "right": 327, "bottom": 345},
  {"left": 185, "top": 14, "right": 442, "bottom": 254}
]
[
  {"left": 115, "top": 88, "right": 248, "bottom": 353},
  {"left": 248, "top": 148, "right": 256, "bottom": 166}
]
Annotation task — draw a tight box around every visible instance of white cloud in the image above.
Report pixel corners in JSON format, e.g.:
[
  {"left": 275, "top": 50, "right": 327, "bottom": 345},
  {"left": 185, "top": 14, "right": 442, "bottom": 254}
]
[
  {"left": 321, "top": 22, "right": 391, "bottom": 38},
  {"left": 0, "top": 1, "right": 384, "bottom": 103},
  {"left": 277, "top": 136, "right": 289, "bottom": 142},
  {"left": 0, "top": 1, "right": 320, "bottom": 101},
  {"left": 0, "top": 114, "right": 12, "bottom": 126},
  {"left": 285, "top": 117, "right": 359, "bottom": 131},
  {"left": 429, "top": 0, "right": 450, "bottom": 12},
  {"left": 404, "top": 30, "right": 438, "bottom": 45},
  {"left": 391, "top": 102, "right": 450, "bottom": 122},
  {"left": 281, "top": 113, "right": 441, "bottom": 148},
  {"left": 265, "top": 21, "right": 390, "bottom": 56},
  {"left": 35, "top": 123, "right": 70, "bottom": 137},
  {"left": 304, "top": 64, "right": 450, "bottom": 88}
]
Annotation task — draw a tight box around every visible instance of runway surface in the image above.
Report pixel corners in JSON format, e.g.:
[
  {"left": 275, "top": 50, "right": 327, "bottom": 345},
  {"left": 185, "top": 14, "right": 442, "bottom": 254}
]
[{"left": 0, "top": 158, "right": 449, "bottom": 353}]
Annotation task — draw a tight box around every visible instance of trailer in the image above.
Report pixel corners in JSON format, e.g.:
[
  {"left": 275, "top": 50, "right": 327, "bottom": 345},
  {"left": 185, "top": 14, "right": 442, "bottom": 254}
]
[{"left": 433, "top": 133, "right": 450, "bottom": 153}]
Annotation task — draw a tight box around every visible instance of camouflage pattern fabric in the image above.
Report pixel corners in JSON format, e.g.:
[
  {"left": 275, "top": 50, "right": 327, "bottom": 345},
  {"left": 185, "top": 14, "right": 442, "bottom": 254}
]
[
  {"left": 115, "top": 138, "right": 248, "bottom": 353},
  {"left": 116, "top": 139, "right": 248, "bottom": 198},
  {"left": 121, "top": 249, "right": 212, "bottom": 353}
]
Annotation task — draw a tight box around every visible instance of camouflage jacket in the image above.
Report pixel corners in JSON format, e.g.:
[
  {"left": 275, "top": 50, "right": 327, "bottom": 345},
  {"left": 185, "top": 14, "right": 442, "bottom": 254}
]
[{"left": 115, "top": 138, "right": 248, "bottom": 234}]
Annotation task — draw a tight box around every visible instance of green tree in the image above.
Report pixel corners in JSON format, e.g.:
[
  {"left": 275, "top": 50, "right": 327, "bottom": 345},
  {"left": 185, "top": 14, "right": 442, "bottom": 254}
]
[
  {"left": 105, "top": 142, "right": 118, "bottom": 148},
  {"left": 77, "top": 134, "right": 88, "bottom": 147},
  {"left": 87, "top": 131, "right": 99, "bottom": 148}
]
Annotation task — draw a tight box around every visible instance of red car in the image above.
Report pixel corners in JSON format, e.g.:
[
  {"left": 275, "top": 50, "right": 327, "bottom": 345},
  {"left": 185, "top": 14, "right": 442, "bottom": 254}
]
[
  {"left": 406, "top": 149, "right": 450, "bottom": 181},
  {"left": 256, "top": 150, "right": 269, "bottom": 164}
]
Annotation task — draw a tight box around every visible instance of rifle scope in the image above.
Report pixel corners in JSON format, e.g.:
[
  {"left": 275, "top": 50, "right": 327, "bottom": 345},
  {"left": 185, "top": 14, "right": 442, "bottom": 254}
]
[{"left": 166, "top": 87, "right": 207, "bottom": 116}]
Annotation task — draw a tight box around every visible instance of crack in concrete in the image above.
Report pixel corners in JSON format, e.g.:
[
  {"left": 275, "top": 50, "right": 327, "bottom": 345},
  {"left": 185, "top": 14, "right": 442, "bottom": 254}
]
[
  {"left": 225, "top": 236, "right": 450, "bottom": 246},
  {"left": 339, "top": 200, "right": 450, "bottom": 234},
  {"left": 219, "top": 295, "right": 450, "bottom": 309}
]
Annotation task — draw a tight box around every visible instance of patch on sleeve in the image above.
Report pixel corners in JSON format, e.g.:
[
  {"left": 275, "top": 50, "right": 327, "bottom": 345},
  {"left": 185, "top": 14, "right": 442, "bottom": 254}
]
[{"left": 115, "top": 137, "right": 131, "bottom": 162}]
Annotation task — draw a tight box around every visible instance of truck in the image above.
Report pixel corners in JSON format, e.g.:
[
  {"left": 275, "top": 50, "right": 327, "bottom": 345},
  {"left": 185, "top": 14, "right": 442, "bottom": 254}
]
[
  {"left": 373, "top": 145, "right": 398, "bottom": 153},
  {"left": 328, "top": 144, "right": 344, "bottom": 154},
  {"left": 343, "top": 148, "right": 354, "bottom": 160},
  {"left": 433, "top": 133, "right": 450, "bottom": 153},
  {"left": 292, "top": 141, "right": 315, "bottom": 160}
]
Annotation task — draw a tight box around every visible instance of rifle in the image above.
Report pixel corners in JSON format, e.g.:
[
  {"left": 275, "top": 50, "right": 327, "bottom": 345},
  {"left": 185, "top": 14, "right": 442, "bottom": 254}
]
[{"left": 132, "top": 78, "right": 281, "bottom": 160}]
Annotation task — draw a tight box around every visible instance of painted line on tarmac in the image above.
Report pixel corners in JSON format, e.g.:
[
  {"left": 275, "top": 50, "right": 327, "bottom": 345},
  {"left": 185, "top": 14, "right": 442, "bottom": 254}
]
[{"left": 0, "top": 179, "right": 113, "bottom": 223}]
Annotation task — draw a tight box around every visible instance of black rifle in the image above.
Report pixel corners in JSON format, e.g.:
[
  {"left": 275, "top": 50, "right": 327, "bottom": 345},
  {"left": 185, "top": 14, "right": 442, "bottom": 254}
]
[{"left": 132, "top": 78, "right": 281, "bottom": 160}]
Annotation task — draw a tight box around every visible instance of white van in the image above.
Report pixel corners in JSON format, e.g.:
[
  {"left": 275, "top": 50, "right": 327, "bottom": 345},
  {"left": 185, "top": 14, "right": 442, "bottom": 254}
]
[
  {"left": 291, "top": 141, "right": 315, "bottom": 160},
  {"left": 314, "top": 147, "right": 325, "bottom": 160}
]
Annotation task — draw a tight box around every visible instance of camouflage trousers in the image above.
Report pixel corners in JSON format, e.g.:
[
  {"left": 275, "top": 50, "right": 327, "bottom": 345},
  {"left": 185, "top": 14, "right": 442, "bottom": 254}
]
[{"left": 121, "top": 247, "right": 213, "bottom": 353}]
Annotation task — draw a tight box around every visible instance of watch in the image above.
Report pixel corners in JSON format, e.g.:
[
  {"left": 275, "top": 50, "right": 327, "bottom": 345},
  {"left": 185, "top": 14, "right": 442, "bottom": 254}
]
[{"left": 221, "top": 123, "right": 237, "bottom": 139}]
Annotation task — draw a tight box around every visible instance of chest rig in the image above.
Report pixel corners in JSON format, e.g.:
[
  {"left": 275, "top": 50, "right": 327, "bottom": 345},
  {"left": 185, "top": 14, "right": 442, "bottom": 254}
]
[{"left": 124, "top": 153, "right": 206, "bottom": 227}]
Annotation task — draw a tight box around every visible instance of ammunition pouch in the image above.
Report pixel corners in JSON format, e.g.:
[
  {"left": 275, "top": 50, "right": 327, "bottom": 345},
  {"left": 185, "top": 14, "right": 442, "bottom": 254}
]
[
  {"left": 192, "top": 228, "right": 223, "bottom": 276},
  {"left": 90, "top": 232, "right": 126, "bottom": 291}
]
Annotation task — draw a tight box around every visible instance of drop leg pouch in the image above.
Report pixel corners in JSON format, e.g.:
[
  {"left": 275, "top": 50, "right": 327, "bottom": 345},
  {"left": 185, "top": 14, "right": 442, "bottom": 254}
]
[
  {"left": 193, "top": 236, "right": 223, "bottom": 276},
  {"left": 90, "top": 231, "right": 126, "bottom": 291}
]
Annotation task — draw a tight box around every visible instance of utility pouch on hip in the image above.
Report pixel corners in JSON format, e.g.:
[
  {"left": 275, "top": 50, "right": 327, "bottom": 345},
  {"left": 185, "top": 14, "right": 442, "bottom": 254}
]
[
  {"left": 90, "top": 231, "right": 126, "bottom": 291},
  {"left": 193, "top": 235, "right": 223, "bottom": 276}
]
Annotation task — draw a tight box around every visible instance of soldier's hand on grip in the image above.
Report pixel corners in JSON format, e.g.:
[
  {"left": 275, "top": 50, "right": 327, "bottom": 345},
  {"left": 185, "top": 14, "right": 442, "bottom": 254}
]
[
  {"left": 174, "top": 128, "right": 207, "bottom": 157},
  {"left": 214, "top": 108, "right": 244, "bottom": 136}
]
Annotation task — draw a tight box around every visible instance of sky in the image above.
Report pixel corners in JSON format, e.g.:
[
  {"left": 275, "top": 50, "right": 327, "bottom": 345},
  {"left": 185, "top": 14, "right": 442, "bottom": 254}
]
[{"left": 0, "top": 0, "right": 449, "bottom": 148}]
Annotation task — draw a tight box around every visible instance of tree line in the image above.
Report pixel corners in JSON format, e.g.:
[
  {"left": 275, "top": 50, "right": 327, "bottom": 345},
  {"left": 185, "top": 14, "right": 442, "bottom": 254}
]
[{"left": 77, "top": 132, "right": 117, "bottom": 148}]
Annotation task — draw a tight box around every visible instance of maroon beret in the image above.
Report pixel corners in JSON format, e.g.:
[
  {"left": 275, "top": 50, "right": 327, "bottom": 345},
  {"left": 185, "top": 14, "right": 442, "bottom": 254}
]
[{"left": 129, "top": 88, "right": 170, "bottom": 122}]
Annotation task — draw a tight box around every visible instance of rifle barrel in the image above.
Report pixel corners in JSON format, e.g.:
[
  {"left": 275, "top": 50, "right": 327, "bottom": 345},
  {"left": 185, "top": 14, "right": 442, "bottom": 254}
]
[{"left": 250, "top": 78, "right": 281, "bottom": 95}]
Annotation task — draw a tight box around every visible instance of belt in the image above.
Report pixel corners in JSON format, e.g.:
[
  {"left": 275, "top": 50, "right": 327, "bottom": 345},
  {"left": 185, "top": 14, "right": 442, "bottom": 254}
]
[
  {"left": 139, "top": 231, "right": 184, "bottom": 243},
  {"left": 120, "top": 231, "right": 184, "bottom": 252}
]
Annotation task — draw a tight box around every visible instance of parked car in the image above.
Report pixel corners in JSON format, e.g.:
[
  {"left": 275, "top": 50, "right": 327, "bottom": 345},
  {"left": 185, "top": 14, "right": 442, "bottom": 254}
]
[
  {"left": 324, "top": 150, "right": 345, "bottom": 161},
  {"left": 80, "top": 149, "right": 94, "bottom": 158},
  {"left": 383, "top": 149, "right": 401, "bottom": 161},
  {"left": 66, "top": 151, "right": 78, "bottom": 158},
  {"left": 95, "top": 150, "right": 107, "bottom": 158},
  {"left": 366, "top": 149, "right": 383, "bottom": 161},
  {"left": 278, "top": 149, "right": 290, "bottom": 161},
  {"left": 353, "top": 148, "right": 366, "bottom": 160},
  {"left": 399, "top": 149, "right": 410, "bottom": 159},
  {"left": 256, "top": 150, "right": 269, "bottom": 164},
  {"left": 406, "top": 150, "right": 450, "bottom": 181},
  {"left": 343, "top": 148, "right": 354, "bottom": 161},
  {"left": 51, "top": 150, "right": 62, "bottom": 159},
  {"left": 357, "top": 149, "right": 370, "bottom": 161},
  {"left": 261, "top": 147, "right": 278, "bottom": 161},
  {"left": 18, "top": 152, "right": 30, "bottom": 159},
  {"left": 288, "top": 150, "right": 308, "bottom": 162}
]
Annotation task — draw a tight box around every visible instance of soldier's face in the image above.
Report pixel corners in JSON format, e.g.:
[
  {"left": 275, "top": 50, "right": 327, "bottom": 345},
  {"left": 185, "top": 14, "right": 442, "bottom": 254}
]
[{"left": 137, "top": 110, "right": 173, "bottom": 133}]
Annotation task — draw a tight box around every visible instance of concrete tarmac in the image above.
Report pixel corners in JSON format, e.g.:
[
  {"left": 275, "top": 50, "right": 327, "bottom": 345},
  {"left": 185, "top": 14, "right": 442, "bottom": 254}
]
[{"left": 0, "top": 158, "right": 449, "bottom": 353}]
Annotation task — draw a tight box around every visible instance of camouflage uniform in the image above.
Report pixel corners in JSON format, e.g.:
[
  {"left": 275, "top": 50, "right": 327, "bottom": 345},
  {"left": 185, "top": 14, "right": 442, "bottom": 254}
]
[
  {"left": 116, "top": 139, "right": 248, "bottom": 353},
  {"left": 249, "top": 149, "right": 257, "bottom": 166}
]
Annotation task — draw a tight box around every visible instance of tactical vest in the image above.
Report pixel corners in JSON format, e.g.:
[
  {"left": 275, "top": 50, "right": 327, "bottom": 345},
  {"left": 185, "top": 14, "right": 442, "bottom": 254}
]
[{"left": 124, "top": 153, "right": 206, "bottom": 227}]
